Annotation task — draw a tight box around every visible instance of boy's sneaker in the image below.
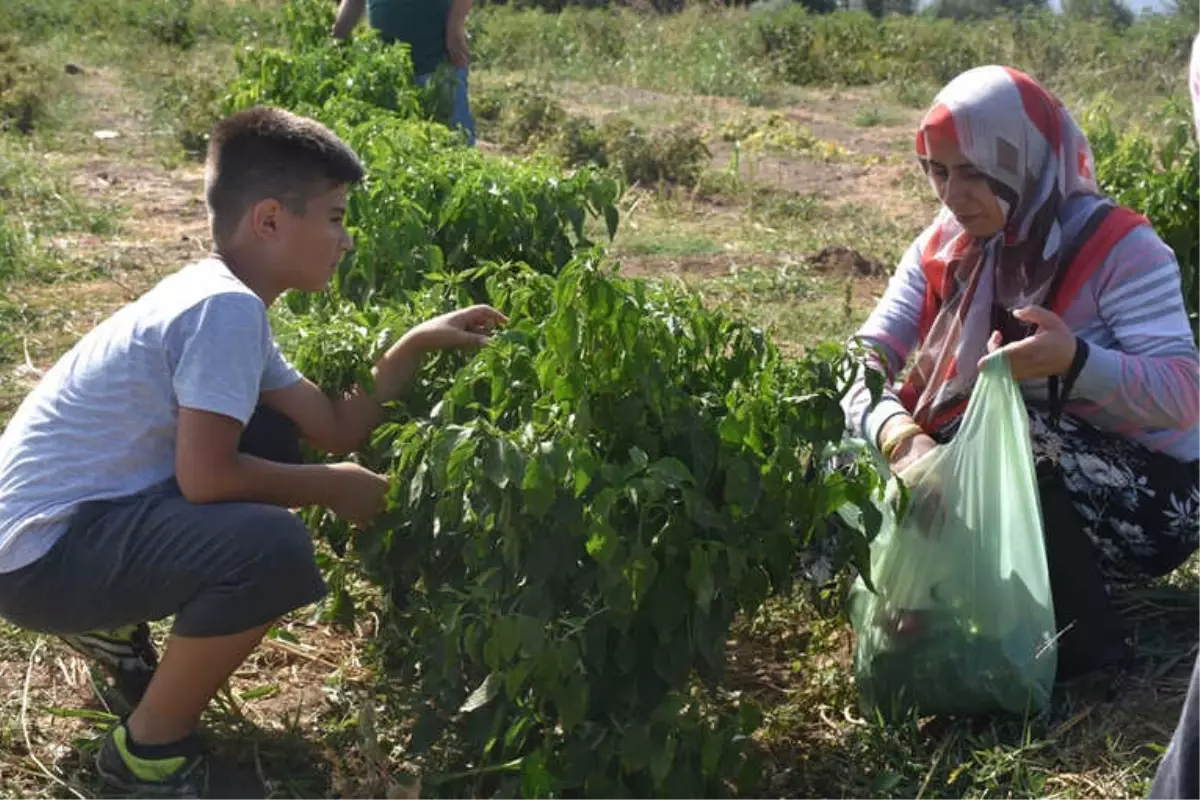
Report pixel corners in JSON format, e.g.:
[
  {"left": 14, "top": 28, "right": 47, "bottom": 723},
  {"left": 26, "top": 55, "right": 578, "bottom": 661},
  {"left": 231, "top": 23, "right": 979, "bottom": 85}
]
[
  {"left": 59, "top": 623, "right": 159, "bottom": 710},
  {"left": 95, "top": 723, "right": 208, "bottom": 798}
]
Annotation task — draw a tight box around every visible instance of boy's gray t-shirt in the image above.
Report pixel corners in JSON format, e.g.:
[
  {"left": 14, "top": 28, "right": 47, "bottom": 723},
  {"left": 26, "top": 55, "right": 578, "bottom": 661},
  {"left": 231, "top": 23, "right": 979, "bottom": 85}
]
[{"left": 0, "top": 258, "right": 302, "bottom": 574}]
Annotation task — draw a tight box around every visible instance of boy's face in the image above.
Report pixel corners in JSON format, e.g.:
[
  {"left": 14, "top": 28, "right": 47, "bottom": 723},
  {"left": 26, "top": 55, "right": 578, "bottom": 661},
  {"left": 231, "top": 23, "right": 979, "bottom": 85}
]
[{"left": 276, "top": 183, "right": 353, "bottom": 292}]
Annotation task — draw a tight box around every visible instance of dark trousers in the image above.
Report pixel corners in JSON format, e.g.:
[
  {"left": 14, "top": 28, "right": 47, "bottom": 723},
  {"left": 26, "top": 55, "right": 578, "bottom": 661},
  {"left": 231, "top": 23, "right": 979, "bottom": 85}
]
[
  {"left": 238, "top": 405, "right": 303, "bottom": 465},
  {"left": 1039, "top": 481, "right": 1132, "bottom": 681}
]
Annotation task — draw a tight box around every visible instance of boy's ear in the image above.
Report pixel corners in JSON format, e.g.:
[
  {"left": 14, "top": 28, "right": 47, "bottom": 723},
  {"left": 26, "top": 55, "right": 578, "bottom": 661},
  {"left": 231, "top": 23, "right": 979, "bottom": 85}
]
[{"left": 249, "top": 198, "right": 284, "bottom": 242}]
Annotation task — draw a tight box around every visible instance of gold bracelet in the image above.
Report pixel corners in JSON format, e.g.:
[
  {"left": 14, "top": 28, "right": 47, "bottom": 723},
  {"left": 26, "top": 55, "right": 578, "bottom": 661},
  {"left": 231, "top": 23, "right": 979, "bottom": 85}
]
[{"left": 880, "top": 422, "right": 924, "bottom": 461}]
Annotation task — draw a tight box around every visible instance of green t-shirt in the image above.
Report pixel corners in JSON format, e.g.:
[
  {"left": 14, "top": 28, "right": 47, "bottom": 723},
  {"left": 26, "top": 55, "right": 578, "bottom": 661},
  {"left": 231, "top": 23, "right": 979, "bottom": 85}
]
[{"left": 367, "top": 0, "right": 451, "bottom": 77}]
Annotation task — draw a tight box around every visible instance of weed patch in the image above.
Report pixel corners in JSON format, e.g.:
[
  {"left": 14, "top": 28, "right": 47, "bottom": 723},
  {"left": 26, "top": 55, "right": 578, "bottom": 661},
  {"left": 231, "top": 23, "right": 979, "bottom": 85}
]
[{"left": 0, "top": 38, "right": 55, "bottom": 134}]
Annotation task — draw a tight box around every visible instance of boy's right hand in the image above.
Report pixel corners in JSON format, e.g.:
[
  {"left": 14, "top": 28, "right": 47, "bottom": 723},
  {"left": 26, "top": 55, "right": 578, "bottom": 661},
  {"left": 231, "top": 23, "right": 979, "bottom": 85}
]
[
  {"left": 400, "top": 305, "right": 508, "bottom": 355},
  {"left": 327, "top": 462, "right": 390, "bottom": 527}
]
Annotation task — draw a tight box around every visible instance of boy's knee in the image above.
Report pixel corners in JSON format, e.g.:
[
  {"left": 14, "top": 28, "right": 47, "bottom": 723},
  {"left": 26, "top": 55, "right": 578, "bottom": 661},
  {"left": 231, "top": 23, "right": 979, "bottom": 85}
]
[
  {"left": 172, "top": 506, "right": 324, "bottom": 638},
  {"left": 239, "top": 507, "right": 321, "bottom": 582}
]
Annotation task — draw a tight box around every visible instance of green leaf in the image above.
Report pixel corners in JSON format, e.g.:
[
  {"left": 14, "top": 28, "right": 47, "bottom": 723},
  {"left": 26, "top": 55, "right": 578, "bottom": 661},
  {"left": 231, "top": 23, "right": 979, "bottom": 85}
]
[
  {"left": 626, "top": 552, "right": 659, "bottom": 609},
  {"left": 649, "top": 733, "right": 676, "bottom": 787},
  {"left": 604, "top": 205, "right": 619, "bottom": 239},
  {"left": 409, "top": 707, "right": 445, "bottom": 755},
  {"left": 736, "top": 752, "right": 765, "bottom": 794},
  {"left": 518, "top": 614, "right": 545, "bottom": 656},
  {"left": 718, "top": 412, "right": 748, "bottom": 445},
  {"left": 522, "top": 750, "right": 555, "bottom": 799},
  {"left": 737, "top": 701, "right": 763, "bottom": 735},
  {"left": 521, "top": 457, "right": 556, "bottom": 519},
  {"left": 647, "top": 457, "right": 694, "bottom": 489},
  {"left": 724, "top": 457, "right": 761, "bottom": 513},
  {"left": 586, "top": 530, "right": 612, "bottom": 563},
  {"left": 483, "top": 437, "right": 510, "bottom": 488},
  {"left": 459, "top": 672, "right": 502, "bottom": 713},
  {"left": 620, "top": 725, "right": 652, "bottom": 772},
  {"left": 557, "top": 674, "right": 589, "bottom": 732},
  {"left": 687, "top": 544, "right": 716, "bottom": 613},
  {"left": 505, "top": 660, "right": 531, "bottom": 698},
  {"left": 446, "top": 430, "right": 478, "bottom": 487},
  {"left": 504, "top": 715, "right": 531, "bottom": 751},
  {"left": 238, "top": 684, "right": 279, "bottom": 702},
  {"left": 408, "top": 460, "right": 429, "bottom": 507},
  {"left": 701, "top": 731, "right": 724, "bottom": 777},
  {"left": 495, "top": 616, "right": 521, "bottom": 663}
]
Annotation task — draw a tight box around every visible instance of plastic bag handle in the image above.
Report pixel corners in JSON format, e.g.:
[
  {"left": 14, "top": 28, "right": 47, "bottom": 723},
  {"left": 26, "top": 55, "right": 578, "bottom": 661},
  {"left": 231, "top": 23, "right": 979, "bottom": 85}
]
[{"left": 1047, "top": 337, "right": 1090, "bottom": 426}]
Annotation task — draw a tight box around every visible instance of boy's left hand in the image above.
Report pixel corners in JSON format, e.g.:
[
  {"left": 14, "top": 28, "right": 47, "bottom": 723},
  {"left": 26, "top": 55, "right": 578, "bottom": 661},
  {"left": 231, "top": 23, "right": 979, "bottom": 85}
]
[{"left": 402, "top": 305, "right": 507, "bottom": 354}]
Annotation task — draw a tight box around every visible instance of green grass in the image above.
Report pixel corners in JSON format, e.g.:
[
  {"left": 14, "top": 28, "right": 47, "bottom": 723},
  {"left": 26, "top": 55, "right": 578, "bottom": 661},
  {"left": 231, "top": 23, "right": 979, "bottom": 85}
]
[
  {"left": 621, "top": 230, "right": 723, "bottom": 257},
  {"left": 698, "top": 265, "right": 866, "bottom": 347},
  {"left": 854, "top": 104, "right": 900, "bottom": 128},
  {"left": 0, "top": 0, "right": 280, "bottom": 50},
  {"left": 470, "top": 4, "right": 1196, "bottom": 120},
  {"left": 0, "top": 137, "right": 122, "bottom": 285}
]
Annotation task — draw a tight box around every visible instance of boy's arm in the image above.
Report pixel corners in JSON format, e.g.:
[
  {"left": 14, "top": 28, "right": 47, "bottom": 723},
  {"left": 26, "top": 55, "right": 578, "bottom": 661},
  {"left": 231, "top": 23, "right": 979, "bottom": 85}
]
[
  {"left": 176, "top": 409, "right": 386, "bottom": 526},
  {"left": 261, "top": 304, "right": 507, "bottom": 457},
  {"left": 260, "top": 341, "right": 423, "bottom": 457},
  {"left": 332, "top": 0, "right": 366, "bottom": 40}
]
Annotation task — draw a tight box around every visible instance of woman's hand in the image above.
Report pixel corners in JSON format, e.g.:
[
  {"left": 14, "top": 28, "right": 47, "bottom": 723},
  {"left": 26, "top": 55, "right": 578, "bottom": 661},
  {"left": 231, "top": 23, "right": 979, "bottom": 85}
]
[
  {"left": 879, "top": 414, "right": 938, "bottom": 474},
  {"left": 890, "top": 432, "right": 938, "bottom": 475},
  {"left": 978, "top": 306, "right": 1077, "bottom": 381}
]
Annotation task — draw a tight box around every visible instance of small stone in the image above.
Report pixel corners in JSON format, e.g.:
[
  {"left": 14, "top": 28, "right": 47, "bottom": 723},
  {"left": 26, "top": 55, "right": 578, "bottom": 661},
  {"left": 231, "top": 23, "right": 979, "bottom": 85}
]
[{"left": 64, "top": 62, "right": 85, "bottom": 75}]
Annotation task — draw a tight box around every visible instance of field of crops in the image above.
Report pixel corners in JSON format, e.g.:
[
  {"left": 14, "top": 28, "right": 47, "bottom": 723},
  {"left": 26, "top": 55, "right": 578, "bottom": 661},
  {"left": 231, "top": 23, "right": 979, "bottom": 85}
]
[{"left": 0, "top": 0, "right": 1197, "bottom": 797}]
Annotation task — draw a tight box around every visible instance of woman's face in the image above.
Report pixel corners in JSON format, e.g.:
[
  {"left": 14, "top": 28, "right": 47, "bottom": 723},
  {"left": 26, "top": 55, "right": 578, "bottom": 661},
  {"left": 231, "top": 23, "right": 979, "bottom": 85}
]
[{"left": 923, "top": 135, "right": 1007, "bottom": 239}]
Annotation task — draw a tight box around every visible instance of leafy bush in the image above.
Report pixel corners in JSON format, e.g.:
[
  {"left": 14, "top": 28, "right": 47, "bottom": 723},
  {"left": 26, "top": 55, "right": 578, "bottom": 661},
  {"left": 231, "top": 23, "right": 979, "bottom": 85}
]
[
  {"left": 283, "top": 257, "right": 882, "bottom": 797},
  {"left": 475, "top": 80, "right": 570, "bottom": 149},
  {"left": 313, "top": 108, "right": 621, "bottom": 307},
  {"left": 156, "top": 71, "right": 226, "bottom": 156},
  {"left": 0, "top": 37, "right": 52, "bottom": 134},
  {"left": 229, "top": 3, "right": 881, "bottom": 795},
  {"left": 1085, "top": 101, "right": 1199, "bottom": 341},
  {"left": 552, "top": 115, "right": 609, "bottom": 167},
  {"left": 601, "top": 118, "right": 711, "bottom": 187},
  {"left": 223, "top": 33, "right": 422, "bottom": 122},
  {"left": 472, "top": 81, "right": 709, "bottom": 186}
]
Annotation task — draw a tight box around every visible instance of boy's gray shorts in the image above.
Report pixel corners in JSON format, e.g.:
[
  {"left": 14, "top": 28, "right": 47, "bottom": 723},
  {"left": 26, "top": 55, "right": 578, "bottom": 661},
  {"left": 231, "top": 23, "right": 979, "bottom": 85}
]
[{"left": 0, "top": 480, "right": 326, "bottom": 638}]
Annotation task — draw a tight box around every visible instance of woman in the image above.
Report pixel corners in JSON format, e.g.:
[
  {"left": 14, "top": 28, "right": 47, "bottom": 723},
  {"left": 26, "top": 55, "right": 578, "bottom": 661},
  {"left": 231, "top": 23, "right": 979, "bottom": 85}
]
[{"left": 843, "top": 65, "right": 1199, "bottom": 682}]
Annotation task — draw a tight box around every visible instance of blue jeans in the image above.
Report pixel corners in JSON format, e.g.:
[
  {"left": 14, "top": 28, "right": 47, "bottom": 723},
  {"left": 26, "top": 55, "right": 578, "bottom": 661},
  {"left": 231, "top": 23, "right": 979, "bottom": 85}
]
[{"left": 416, "top": 66, "right": 476, "bottom": 146}]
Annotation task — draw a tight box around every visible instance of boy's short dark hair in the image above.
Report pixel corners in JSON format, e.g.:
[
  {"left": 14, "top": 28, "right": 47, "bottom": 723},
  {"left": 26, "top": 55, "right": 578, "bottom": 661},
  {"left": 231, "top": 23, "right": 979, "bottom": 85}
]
[{"left": 204, "top": 107, "right": 365, "bottom": 244}]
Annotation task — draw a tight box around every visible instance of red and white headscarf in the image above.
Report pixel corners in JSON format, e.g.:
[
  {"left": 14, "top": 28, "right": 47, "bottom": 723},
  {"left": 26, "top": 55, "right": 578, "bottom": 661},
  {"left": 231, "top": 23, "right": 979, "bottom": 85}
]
[{"left": 899, "top": 65, "right": 1104, "bottom": 432}]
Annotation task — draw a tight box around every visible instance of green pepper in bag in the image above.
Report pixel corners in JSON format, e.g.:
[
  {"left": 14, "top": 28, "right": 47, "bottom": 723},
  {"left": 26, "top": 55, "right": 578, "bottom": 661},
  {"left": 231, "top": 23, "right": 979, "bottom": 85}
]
[{"left": 847, "top": 353, "right": 1058, "bottom": 721}]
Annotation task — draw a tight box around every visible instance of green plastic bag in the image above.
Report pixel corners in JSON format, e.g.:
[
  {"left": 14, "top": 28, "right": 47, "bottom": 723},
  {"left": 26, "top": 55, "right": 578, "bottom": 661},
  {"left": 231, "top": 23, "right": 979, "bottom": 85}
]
[{"left": 848, "top": 353, "right": 1058, "bottom": 720}]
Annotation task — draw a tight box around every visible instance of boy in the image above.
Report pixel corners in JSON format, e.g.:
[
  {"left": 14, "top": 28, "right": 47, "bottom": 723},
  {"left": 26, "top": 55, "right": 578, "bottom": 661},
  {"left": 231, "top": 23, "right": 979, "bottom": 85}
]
[
  {"left": 0, "top": 106, "right": 505, "bottom": 797},
  {"left": 331, "top": 0, "right": 477, "bottom": 145}
]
